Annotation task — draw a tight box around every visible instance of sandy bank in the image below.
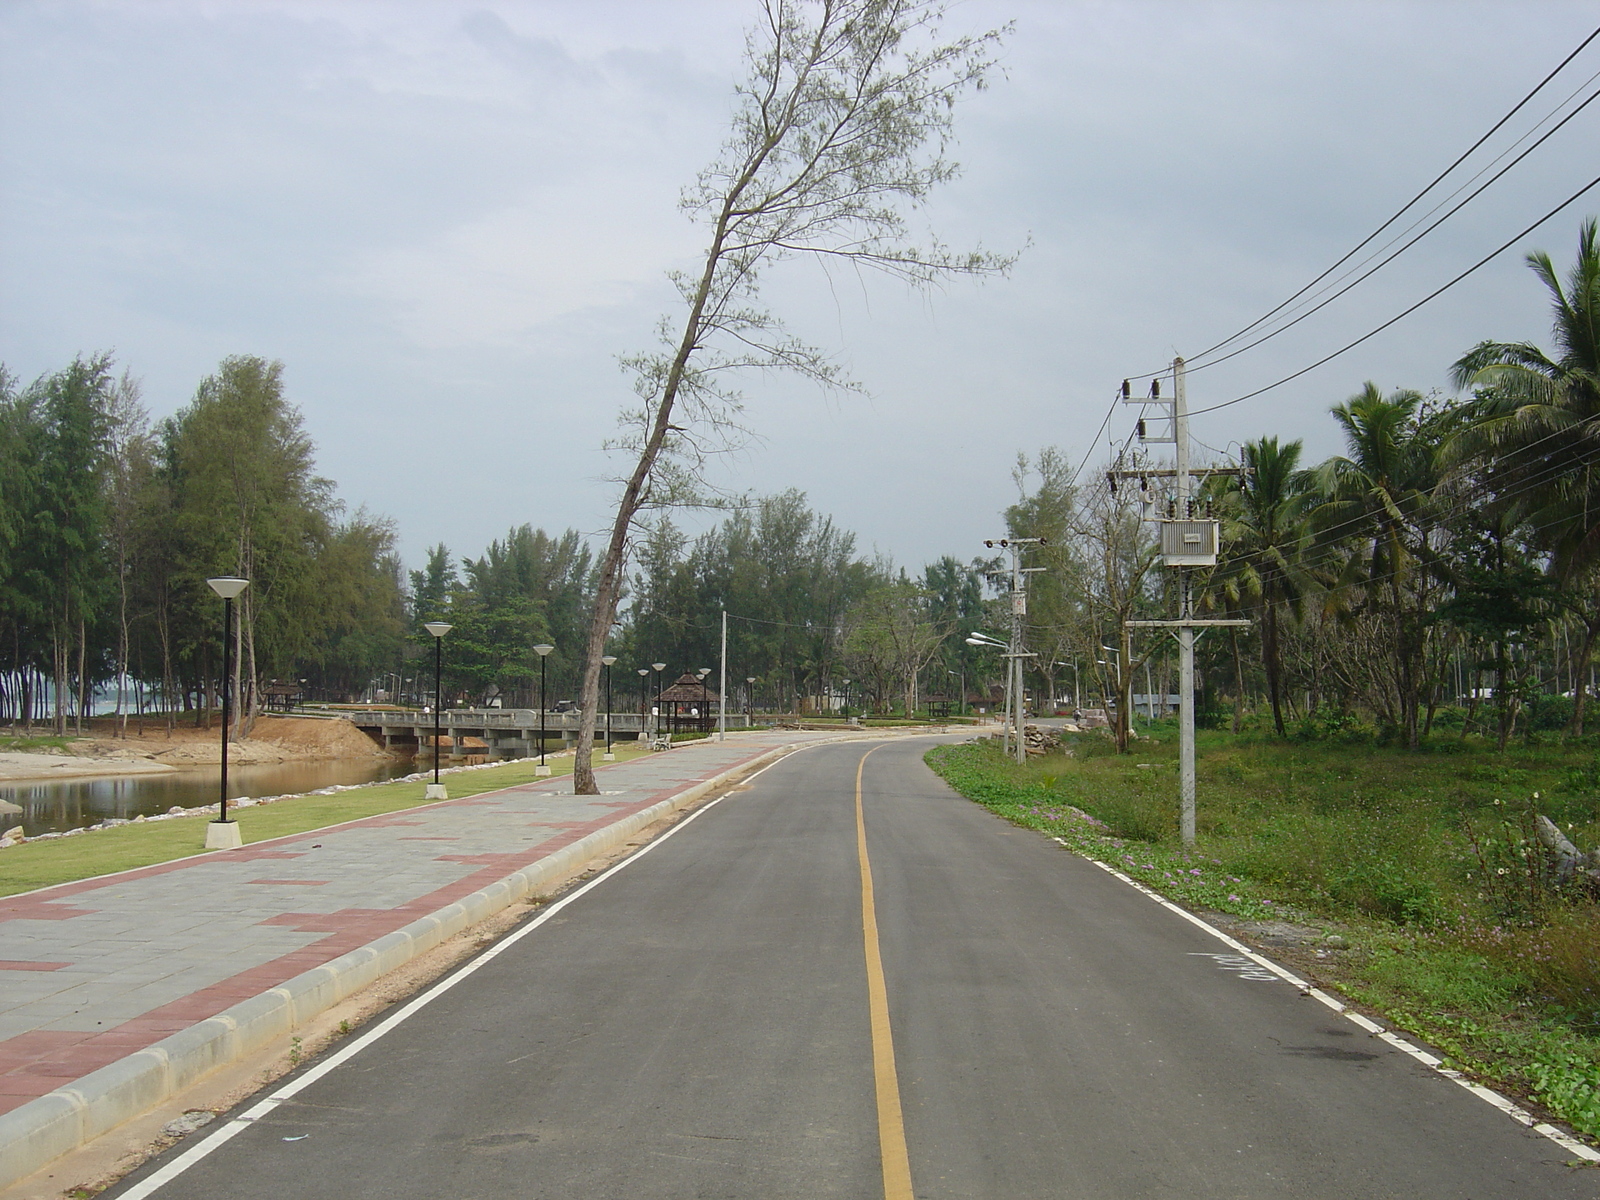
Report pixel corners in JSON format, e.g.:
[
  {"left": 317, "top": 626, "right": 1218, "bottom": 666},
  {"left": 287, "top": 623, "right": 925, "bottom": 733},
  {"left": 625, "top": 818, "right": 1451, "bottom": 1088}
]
[{"left": 0, "top": 715, "right": 391, "bottom": 782}]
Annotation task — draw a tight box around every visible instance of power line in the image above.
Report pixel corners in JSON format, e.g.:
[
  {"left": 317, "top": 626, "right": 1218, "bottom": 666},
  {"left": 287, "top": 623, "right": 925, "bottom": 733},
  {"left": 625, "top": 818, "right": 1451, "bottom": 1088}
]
[
  {"left": 1186, "top": 170, "right": 1600, "bottom": 417},
  {"left": 1123, "top": 23, "right": 1600, "bottom": 382},
  {"left": 1174, "top": 80, "right": 1600, "bottom": 378}
]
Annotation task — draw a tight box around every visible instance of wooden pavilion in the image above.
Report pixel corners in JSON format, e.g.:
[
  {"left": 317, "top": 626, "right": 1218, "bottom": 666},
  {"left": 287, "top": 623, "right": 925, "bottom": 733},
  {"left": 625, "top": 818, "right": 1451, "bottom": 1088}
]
[{"left": 657, "top": 672, "right": 721, "bottom": 735}]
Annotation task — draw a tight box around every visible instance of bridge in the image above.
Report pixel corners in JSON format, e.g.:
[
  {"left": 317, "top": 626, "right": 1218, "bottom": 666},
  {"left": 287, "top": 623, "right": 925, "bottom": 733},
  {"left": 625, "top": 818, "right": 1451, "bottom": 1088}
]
[{"left": 343, "top": 708, "right": 657, "bottom": 759}]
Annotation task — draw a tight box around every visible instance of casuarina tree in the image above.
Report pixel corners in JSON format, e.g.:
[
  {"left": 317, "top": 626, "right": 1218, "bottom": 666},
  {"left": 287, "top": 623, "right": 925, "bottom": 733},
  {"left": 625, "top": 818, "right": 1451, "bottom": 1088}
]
[{"left": 571, "top": 0, "right": 1016, "bottom": 793}]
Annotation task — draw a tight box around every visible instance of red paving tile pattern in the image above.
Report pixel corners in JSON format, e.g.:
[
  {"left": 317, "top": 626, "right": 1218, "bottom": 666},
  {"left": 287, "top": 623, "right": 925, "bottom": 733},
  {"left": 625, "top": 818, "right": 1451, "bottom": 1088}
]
[
  {"left": 0, "top": 795, "right": 673, "bottom": 1112},
  {"left": 0, "top": 733, "right": 837, "bottom": 1118}
]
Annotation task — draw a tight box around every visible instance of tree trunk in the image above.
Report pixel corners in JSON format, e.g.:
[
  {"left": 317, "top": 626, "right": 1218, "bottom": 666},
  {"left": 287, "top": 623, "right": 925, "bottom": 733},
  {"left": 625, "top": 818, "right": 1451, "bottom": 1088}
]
[
  {"left": 1230, "top": 628, "right": 1245, "bottom": 734},
  {"left": 75, "top": 616, "right": 88, "bottom": 736},
  {"left": 52, "top": 635, "right": 66, "bottom": 737},
  {"left": 1263, "top": 601, "right": 1286, "bottom": 737},
  {"left": 1568, "top": 616, "right": 1599, "bottom": 737},
  {"left": 1495, "top": 640, "right": 1513, "bottom": 752}
]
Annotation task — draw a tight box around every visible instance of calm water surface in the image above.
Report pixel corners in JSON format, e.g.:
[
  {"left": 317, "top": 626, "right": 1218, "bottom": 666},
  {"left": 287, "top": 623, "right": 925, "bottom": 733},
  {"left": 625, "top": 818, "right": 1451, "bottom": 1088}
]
[{"left": 1, "top": 759, "right": 421, "bottom": 834}]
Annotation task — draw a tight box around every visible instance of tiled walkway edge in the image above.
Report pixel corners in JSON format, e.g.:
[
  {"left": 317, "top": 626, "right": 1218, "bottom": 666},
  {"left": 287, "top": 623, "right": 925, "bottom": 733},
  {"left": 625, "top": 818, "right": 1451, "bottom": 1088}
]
[{"left": 0, "top": 740, "right": 811, "bottom": 1189}]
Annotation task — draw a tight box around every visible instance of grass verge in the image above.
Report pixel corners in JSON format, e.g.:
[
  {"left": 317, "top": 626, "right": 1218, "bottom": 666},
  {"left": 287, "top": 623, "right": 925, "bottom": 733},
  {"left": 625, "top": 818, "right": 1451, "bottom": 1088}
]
[
  {"left": 926, "top": 735, "right": 1600, "bottom": 1142},
  {"left": 0, "top": 746, "right": 651, "bottom": 899}
]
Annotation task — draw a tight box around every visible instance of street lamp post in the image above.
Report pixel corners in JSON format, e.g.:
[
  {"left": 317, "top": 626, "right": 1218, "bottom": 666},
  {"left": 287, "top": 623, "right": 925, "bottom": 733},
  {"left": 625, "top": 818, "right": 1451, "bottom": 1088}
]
[
  {"left": 651, "top": 662, "right": 666, "bottom": 740},
  {"left": 205, "top": 577, "right": 249, "bottom": 850},
  {"left": 637, "top": 668, "right": 650, "bottom": 742},
  {"left": 969, "top": 630, "right": 1031, "bottom": 764},
  {"left": 842, "top": 678, "right": 851, "bottom": 722},
  {"left": 746, "top": 676, "right": 755, "bottom": 726},
  {"left": 601, "top": 655, "right": 617, "bottom": 760},
  {"left": 697, "top": 667, "right": 711, "bottom": 734},
  {"left": 533, "top": 643, "right": 554, "bottom": 775},
  {"left": 423, "top": 622, "right": 453, "bottom": 798}
]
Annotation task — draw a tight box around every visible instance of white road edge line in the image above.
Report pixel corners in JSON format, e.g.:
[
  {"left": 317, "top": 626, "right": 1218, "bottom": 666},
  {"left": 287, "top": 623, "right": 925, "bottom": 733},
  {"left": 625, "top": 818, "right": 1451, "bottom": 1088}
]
[
  {"left": 114, "top": 761, "right": 791, "bottom": 1200},
  {"left": 1052, "top": 837, "right": 1600, "bottom": 1164}
]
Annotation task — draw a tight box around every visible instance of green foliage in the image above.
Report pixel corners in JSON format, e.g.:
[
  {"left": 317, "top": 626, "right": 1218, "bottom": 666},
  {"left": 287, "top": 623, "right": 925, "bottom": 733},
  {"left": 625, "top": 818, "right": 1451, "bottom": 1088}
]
[
  {"left": 622, "top": 491, "right": 881, "bottom": 711},
  {"left": 0, "top": 352, "right": 410, "bottom": 725}
]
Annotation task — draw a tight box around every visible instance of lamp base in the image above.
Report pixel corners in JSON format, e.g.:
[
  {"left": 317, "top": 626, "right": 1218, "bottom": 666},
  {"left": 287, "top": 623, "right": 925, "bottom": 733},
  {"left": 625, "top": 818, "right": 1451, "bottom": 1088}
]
[
  {"left": 534, "top": 764, "right": 552, "bottom": 777},
  {"left": 602, "top": 751, "right": 616, "bottom": 761},
  {"left": 424, "top": 783, "right": 448, "bottom": 800},
  {"left": 205, "top": 820, "right": 243, "bottom": 850}
]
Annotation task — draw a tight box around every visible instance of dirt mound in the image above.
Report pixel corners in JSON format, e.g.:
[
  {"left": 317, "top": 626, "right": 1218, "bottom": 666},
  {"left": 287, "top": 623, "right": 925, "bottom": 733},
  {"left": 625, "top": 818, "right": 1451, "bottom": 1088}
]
[
  {"left": 62, "top": 714, "right": 387, "bottom": 764},
  {"left": 249, "top": 716, "right": 386, "bottom": 758}
]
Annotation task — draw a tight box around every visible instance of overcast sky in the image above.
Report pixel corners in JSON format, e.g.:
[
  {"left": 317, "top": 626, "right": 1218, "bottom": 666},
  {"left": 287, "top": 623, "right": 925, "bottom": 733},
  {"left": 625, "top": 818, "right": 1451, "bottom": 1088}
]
[{"left": 3, "top": 1, "right": 1596, "bottom": 581}]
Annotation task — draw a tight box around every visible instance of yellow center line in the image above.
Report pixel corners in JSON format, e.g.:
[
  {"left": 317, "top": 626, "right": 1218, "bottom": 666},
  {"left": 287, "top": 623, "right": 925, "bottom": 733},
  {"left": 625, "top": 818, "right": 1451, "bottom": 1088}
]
[{"left": 856, "top": 746, "right": 914, "bottom": 1200}]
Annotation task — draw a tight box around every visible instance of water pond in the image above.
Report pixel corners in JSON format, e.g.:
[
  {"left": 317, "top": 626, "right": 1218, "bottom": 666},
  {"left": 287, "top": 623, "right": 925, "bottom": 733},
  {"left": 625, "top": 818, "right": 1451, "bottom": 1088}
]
[{"left": 0, "top": 758, "right": 422, "bottom": 835}]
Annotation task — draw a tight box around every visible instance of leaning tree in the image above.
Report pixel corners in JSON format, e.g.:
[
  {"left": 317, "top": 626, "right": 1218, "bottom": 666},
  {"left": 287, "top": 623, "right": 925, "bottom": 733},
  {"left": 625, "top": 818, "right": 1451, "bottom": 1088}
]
[{"left": 571, "top": 0, "right": 1016, "bottom": 792}]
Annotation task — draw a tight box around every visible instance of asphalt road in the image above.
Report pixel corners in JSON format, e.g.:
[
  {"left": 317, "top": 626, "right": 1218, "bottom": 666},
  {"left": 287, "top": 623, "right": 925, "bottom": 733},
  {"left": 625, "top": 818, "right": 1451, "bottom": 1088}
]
[{"left": 110, "top": 737, "right": 1597, "bottom": 1199}]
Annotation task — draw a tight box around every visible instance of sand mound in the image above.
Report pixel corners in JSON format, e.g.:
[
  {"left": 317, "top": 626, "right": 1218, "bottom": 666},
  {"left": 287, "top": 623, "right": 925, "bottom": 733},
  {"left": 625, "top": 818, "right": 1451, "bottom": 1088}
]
[{"left": 249, "top": 716, "right": 387, "bottom": 758}]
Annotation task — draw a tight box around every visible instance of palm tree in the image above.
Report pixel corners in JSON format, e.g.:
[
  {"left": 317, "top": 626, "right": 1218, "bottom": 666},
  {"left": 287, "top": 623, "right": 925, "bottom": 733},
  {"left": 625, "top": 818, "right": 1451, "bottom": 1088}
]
[
  {"left": 1450, "top": 218, "right": 1600, "bottom": 732},
  {"left": 1217, "top": 437, "right": 1313, "bottom": 736},
  {"left": 1311, "top": 385, "right": 1442, "bottom": 748}
]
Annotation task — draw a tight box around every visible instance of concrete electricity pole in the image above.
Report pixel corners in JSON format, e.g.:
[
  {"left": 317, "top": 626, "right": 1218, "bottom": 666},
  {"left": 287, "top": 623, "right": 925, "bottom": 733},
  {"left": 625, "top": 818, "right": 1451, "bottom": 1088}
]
[
  {"left": 1118, "top": 357, "right": 1248, "bottom": 843},
  {"left": 983, "top": 537, "right": 1045, "bottom": 764}
]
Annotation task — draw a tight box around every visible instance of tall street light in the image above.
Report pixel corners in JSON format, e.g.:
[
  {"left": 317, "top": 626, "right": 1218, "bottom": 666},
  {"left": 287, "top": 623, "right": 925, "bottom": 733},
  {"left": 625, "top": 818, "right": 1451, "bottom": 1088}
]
[
  {"left": 601, "top": 655, "right": 617, "bottom": 760},
  {"left": 205, "top": 577, "right": 249, "bottom": 850},
  {"left": 842, "top": 678, "right": 851, "bottom": 722},
  {"left": 651, "top": 662, "right": 666, "bottom": 739},
  {"left": 746, "top": 676, "right": 756, "bottom": 726},
  {"left": 424, "top": 622, "right": 453, "bottom": 798},
  {"left": 968, "top": 630, "right": 1031, "bottom": 763},
  {"left": 637, "top": 668, "right": 650, "bottom": 742},
  {"left": 697, "top": 667, "right": 711, "bottom": 733},
  {"left": 534, "top": 643, "right": 554, "bottom": 775}
]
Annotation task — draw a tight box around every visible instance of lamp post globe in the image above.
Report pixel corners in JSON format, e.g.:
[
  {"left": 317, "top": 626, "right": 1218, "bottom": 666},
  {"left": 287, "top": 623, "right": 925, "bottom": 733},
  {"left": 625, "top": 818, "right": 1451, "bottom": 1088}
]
[
  {"left": 533, "top": 643, "right": 555, "bottom": 775},
  {"left": 423, "top": 622, "right": 453, "bottom": 798},
  {"left": 204, "top": 577, "right": 249, "bottom": 850},
  {"left": 601, "top": 655, "right": 617, "bottom": 760}
]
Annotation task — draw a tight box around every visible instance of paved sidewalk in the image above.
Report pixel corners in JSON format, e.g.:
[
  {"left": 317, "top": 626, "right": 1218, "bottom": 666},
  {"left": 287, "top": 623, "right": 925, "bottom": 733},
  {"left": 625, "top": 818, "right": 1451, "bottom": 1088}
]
[{"left": 0, "top": 730, "right": 852, "bottom": 1120}]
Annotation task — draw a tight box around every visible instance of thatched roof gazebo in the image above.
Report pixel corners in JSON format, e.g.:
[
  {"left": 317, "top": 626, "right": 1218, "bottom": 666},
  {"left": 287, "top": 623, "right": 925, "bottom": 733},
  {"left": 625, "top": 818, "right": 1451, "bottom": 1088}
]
[{"left": 657, "top": 672, "right": 720, "bottom": 735}]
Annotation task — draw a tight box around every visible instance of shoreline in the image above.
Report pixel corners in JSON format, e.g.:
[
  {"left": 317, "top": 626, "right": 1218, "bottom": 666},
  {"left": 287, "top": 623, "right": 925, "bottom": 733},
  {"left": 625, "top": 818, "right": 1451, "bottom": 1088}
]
[
  {"left": 0, "top": 714, "right": 396, "bottom": 783},
  {"left": 0, "top": 753, "right": 183, "bottom": 784}
]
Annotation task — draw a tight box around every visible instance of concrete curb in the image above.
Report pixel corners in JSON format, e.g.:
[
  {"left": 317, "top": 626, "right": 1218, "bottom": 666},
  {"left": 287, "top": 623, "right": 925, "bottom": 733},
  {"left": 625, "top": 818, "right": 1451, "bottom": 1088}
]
[{"left": 0, "top": 736, "right": 845, "bottom": 1189}]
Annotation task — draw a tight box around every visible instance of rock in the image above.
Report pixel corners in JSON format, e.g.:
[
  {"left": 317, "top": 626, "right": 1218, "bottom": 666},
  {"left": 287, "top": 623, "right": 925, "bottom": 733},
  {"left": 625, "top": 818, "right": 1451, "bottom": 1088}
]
[
  {"left": 1323, "top": 934, "right": 1349, "bottom": 949},
  {"left": 3, "top": 825, "right": 22, "bottom": 841},
  {"left": 0, "top": 799, "right": 21, "bottom": 814},
  {"left": 168, "top": 806, "right": 185, "bottom": 815},
  {"left": 162, "top": 1110, "right": 216, "bottom": 1137}
]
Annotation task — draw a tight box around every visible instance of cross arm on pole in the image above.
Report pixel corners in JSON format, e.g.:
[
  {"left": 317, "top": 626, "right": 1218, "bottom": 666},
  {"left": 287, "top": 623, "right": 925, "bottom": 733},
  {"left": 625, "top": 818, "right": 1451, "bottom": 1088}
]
[{"left": 1124, "top": 619, "right": 1253, "bottom": 628}]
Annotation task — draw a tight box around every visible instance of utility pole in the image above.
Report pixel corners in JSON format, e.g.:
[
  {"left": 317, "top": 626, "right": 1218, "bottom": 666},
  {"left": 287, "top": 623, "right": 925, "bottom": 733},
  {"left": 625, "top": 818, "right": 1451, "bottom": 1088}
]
[
  {"left": 1118, "top": 357, "right": 1248, "bottom": 843},
  {"left": 983, "top": 537, "right": 1045, "bottom": 764},
  {"left": 718, "top": 608, "right": 727, "bottom": 742}
]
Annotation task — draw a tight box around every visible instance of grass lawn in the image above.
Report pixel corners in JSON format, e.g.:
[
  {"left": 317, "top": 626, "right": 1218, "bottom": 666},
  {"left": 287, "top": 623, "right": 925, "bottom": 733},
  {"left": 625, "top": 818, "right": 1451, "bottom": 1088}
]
[
  {"left": 0, "top": 746, "right": 652, "bottom": 899},
  {"left": 927, "top": 727, "right": 1600, "bottom": 1141}
]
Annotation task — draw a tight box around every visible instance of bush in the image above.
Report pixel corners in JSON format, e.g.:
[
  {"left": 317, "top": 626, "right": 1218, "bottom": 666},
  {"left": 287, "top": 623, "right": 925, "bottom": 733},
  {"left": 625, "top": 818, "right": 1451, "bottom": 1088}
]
[
  {"left": 1531, "top": 694, "right": 1575, "bottom": 732},
  {"left": 1290, "top": 706, "right": 1372, "bottom": 745}
]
